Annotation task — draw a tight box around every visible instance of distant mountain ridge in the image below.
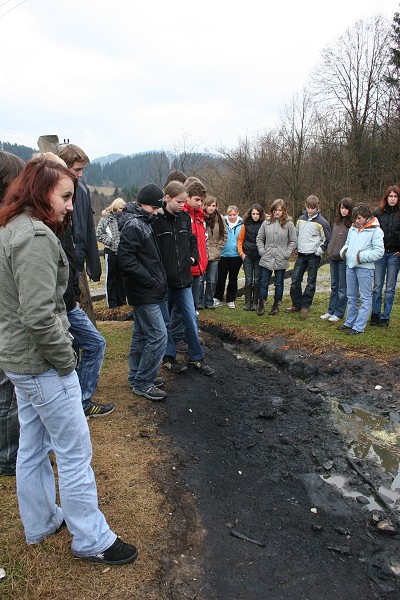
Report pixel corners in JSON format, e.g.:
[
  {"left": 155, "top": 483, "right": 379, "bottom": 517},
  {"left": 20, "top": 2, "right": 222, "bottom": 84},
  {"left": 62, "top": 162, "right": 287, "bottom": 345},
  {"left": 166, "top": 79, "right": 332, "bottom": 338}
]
[{"left": 92, "top": 153, "right": 125, "bottom": 166}]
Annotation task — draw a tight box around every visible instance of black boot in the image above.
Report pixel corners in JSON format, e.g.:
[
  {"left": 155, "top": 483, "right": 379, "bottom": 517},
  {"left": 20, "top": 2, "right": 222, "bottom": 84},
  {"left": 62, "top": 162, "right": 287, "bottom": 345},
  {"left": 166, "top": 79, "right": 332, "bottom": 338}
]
[
  {"left": 251, "top": 286, "right": 259, "bottom": 311},
  {"left": 370, "top": 313, "right": 380, "bottom": 326},
  {"left": 243, "top": 286, "right": 251, "bottom": 310},
  {"left": 268, "top": 299, "right": 280, "bottom": 315},
  {"left": 378, "top": 318, "right": 389, "bottom": 327},
  {"left": 257, "top": 299, "right": 265, "bottom": 316}
]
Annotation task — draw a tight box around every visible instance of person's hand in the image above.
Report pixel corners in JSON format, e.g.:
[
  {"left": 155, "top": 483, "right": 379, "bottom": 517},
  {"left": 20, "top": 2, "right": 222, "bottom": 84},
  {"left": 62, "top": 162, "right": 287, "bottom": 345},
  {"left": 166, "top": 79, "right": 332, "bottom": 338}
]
[{"left": 241, "top": 253, "right": 246, "bottom": 260}]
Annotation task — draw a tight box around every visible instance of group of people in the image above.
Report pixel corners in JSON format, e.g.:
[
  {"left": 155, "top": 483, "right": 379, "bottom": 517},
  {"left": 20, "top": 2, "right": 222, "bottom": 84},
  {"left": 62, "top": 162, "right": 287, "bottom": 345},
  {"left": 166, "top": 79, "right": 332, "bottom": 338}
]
[{"left": 0, "top": 140, "right": 398, "bottom": 570}]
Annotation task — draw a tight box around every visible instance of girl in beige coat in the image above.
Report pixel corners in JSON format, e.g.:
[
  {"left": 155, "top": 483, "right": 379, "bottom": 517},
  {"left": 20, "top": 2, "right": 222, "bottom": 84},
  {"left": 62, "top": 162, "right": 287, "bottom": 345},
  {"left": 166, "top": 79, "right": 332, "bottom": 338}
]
[{"left": 256, "top": 199, "right": 297, "bottom": 315}]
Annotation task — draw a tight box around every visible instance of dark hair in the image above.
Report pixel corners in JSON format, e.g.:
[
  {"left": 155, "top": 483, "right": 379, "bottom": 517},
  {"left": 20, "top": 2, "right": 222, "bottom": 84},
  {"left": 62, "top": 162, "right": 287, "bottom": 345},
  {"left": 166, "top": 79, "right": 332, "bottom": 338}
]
[
  {"left": 0, "top": 151, "right": 25, "bottom": 201},
  {"left": 243, "top": 203, "right": 265, "bottom": 225},
  {"left": 335, "top": 197, "right": 353, "bottom": 227},
  {"left": 203, "top": 195, "right": 225, "bottom": 240},
  {"left": 352, "top": 203, "right": 372, "bottom": 222},
  {"left": 184, "top": 178, "right": 206, "bottom": 198},
  {"left": 164, "top": 170, "right": 187, "bottom": 186},
  {"left": 377, "top": 185, "right": 400, "bottom": 214},
  {"left": 0, "top": 158, "right": 77, "bottom": 234},
  {"left": 269, "top": 198, "right": 289, "bottom": 227}
]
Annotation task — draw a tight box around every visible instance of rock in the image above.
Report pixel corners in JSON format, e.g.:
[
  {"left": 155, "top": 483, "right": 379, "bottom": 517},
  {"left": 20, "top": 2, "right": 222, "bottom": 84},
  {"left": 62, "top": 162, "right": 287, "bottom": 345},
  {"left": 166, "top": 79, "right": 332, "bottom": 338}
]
[
  {"left": 323, "top": 460, "right": 334, "bottom": 471},
  {"left": 338, "top": 403, "right": 353, "bottom": 414},
  {"left": 327, "top": 545, "right": 351, "bottom": 556},
  {"left": 376, "top": 520, "right": 398, "bottom": 536},
  {"left": 258, "top": 410, "right": 276, "bottom": 420},
  {"left": 356, "top": 496, "right": 370, "bottom": 505},
  {"left": 271, "top": 396, "right": 284, "bottom": 407},
  {"left": 311, "top": 524, "right": 323, "bottom": 532},
  {"left": 389, "top": 411, "right": 400, "bottom": 426}
]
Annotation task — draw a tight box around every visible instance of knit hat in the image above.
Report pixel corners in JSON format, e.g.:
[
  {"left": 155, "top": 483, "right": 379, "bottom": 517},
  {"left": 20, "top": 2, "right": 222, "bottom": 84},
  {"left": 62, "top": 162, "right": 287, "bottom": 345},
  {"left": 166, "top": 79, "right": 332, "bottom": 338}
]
[{"left": 136, "top": 184, "right": 164, "bottom": 208}]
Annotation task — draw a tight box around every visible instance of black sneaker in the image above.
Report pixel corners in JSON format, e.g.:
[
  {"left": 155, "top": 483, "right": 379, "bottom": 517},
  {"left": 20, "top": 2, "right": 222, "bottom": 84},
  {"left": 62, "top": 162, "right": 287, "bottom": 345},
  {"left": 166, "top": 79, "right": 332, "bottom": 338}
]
[
  {"left": 74, "top": 536, "right": 138, "bottom": 565},
  {"left": 175, "top": 341, "right": 189, "bottom": 354},
  {"left": 154, "top": 377, "right": 165, "bottom": 387},
  {"left": 188, "top": 360, "right": 215, "bottom": 376},
  {"left": 84, "top": 402, "right": 114, "bottom": 418},
  {"left": 337, "top": 324, "right": 351, "bottom": 331},
  {"left": 163, "top": 356, "right": 187, "bottom": 374},
  {"left": 133, "top": 386, "right": 167, "bottom": 401}
]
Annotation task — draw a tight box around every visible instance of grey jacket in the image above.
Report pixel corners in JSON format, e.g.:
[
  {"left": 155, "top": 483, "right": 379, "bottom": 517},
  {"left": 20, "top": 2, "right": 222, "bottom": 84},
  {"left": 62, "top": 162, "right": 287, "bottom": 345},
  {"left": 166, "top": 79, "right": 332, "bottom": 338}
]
[
  {"left": 0, "top": 214, "right": 77, "bottom": 375},
  {"left": 256, "top": 218, "right": 297, "bottom": 270}
]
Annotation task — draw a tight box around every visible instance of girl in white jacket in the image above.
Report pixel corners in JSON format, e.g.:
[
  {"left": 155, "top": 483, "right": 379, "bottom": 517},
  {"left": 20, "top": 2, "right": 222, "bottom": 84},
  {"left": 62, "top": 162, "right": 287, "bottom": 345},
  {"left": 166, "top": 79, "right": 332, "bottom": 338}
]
[{"left": 338, "top": 204, "right": 384, "bottom": 335}]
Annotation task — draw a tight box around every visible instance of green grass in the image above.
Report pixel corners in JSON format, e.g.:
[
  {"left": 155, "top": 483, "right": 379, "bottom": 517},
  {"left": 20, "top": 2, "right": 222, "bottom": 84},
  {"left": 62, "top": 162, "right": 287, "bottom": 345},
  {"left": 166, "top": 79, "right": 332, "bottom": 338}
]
[{"left": 199, "top": 270, "right": 400, "bottom": 360}]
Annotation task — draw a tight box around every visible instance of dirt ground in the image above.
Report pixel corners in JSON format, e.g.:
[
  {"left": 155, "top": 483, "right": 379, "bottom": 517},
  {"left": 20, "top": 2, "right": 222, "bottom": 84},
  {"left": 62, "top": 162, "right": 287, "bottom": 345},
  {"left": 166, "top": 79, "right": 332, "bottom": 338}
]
[{"left": 94, "top": 307, "right": 400, "bottom": 600}]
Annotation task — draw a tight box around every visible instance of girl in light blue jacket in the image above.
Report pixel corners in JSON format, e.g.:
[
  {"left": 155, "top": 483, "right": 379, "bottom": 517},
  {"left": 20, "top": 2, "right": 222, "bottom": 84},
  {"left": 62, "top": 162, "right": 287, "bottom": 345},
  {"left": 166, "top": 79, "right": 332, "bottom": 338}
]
[{"left": 338, "top": 204, "right": 384, "bottom": 335}]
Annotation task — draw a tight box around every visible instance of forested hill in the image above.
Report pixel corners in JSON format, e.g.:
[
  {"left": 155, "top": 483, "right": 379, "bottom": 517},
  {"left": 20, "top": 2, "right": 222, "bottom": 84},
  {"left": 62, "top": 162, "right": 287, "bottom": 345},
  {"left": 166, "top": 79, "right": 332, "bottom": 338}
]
[{"left": 1, "top": 142, "right": 215, "bottom": 191}]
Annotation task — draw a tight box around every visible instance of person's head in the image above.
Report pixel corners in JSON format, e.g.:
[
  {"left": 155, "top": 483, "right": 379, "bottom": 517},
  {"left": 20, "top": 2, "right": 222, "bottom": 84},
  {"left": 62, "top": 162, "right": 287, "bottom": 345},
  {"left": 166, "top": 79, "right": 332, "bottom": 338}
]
[
  {"left": 58, "top": 144, "right": 90, "bottom": 178},
  {"left": 269, "top": 198, "right": 288, "bottom": 225},
  {"left": 379, "top": 185, "right": 400, "bottom": 212},
  {"left": 111, "top": 197, "right": 126, "bottom": 212},
  {"left": 164, "top": 181, "right": 188, "bottom": 215},
  {"left": 203, "top": 195, "right": 218, "bottom": 215},
  {"left": 136, "top": 184, "right": 164, "bottom": 215},
  {"left": 352, "top": 203, "right": 372, "bottom": 229},
  {"left": 164, "top": 170, "right": 187, "bottom": 187},
  {"left": 305, "top": 195, "right": 320, "bottom": 217},
  {"left": 336, "top": 197, "right": 353, "bottom": 226},
  {"left": 0, "top": 151, "right": 25, "bottom": 201},
  {"left": 226, "top": 205, "right": 239, "bottom": 224},
  {"left": 244, "top": 203, "right": 265, "bottom": 224},
  {"left": 184, "top": 178, "right": 206, "bottom": 209},
  {"left": 0, "top": 158, "right": 76, "bottom": 233}
]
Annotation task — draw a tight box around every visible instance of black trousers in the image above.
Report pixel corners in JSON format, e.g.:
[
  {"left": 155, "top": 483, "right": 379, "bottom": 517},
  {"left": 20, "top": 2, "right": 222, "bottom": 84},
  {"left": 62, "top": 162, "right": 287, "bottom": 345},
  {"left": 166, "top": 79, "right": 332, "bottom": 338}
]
[{"left": 214, "top": 256, "right": 242, "bottom": 302}]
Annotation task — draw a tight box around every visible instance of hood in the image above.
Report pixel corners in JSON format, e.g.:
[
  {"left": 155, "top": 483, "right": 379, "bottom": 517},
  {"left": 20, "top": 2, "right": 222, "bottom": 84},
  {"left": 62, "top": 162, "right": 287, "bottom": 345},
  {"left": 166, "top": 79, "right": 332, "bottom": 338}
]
[
  {"left": 356, "top": 216, "right": 380, "bottom": 232},
  {"left": 117, "top": 202, "right": 154, "bottom": 230}
]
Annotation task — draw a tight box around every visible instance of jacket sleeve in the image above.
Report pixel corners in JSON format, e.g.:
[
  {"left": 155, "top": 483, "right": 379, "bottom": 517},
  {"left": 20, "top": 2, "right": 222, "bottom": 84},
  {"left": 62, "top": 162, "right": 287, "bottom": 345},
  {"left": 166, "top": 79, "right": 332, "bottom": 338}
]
[
  {"left": 72, "top": 182, "right": 101, "bottom": 281},
  {"left": 287, "top": 222, "right": 298, "bottom": 257},
  {"left": 256, "top": 223, "right": 266, "bottom": 255},
  {"left": 358, "top": 227, "right": 385, "bottom": 264},
  {"left": 12, "top": 230, "right": 76, "bottom": 375},
  {"left": 190, "top": 232, "right": 199, "bottom": 265},
  {"left": 96, "top": 215, "right": 112, "bottom": 248},
  {"left": 317, "top": 218, "right": 331, "bottom": 255},
  {"left": 118, "top": 224, "right": 153, "bottom": 286},
  {"left": 237, "top": 226, "right": 246, "bottom": 256}
]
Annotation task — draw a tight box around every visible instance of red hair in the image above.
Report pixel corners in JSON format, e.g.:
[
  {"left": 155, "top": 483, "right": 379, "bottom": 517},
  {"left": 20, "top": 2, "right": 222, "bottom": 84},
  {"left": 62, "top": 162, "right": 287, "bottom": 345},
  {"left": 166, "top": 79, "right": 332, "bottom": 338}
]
[{"left": 0, "top": 158, "right": 77, "bottom": 234}]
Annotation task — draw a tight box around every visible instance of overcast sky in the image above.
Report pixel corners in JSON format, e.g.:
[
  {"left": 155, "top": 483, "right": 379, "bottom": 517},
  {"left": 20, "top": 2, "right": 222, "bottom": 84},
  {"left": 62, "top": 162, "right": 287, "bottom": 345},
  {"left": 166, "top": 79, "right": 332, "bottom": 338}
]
[{"left": 0, "top": 0, "right": 398, "bottom": 159}]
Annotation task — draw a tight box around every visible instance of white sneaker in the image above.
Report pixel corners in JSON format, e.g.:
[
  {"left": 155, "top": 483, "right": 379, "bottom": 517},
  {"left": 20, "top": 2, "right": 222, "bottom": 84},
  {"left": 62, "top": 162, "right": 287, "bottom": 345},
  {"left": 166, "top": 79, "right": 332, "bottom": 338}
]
[
  {"left": 213, "top": 298, "right": 223, "bottom": 307},
  {"left": 227, "top": 301, "right": 236, "bottom": 309},
  {"left": 320, "top": 312, "right": 331, "bottom": 320},
  {"left": 328, "top": 315, "right": 340, "bottom": 323}
]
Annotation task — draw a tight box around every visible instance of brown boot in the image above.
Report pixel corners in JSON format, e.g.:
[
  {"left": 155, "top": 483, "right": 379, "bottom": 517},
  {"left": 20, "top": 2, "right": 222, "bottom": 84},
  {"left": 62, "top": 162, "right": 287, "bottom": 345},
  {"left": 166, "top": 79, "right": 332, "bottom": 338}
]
[
  {"left": 257, "top": 299, "right": 265, "bottom": 316},
  {"left": 268, "top": 300, "right": 279, "bottom": 315},
  {"left": 243, "top": 286, "right": 251, "bottom": 310}
]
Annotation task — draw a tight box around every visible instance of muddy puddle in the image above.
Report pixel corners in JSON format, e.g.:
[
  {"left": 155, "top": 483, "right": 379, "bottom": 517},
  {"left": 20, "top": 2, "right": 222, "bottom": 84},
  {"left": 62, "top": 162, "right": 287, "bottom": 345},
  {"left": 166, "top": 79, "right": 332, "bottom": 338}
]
[{"left": 324, "top": 401, "right": 400, "bottom": 510}]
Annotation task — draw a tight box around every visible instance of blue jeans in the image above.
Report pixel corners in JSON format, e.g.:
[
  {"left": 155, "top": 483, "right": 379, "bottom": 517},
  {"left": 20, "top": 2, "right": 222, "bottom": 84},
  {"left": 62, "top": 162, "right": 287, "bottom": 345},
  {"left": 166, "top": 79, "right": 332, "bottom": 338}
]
[
  {"left": 372, "top": 252, "right": 400, "bottom": 320},
  {"left": 243, "top": 256, "right": 261, "bottom": 287},
  {"left": 68, "top": 307, "right": 106, "bottom": 409},
  {"left": 5, "top": 369, "right": 115, "bottom": 554},
  {"left": 259, "top": 268, "right": 285, "bottom": 302},
  {"left": 289, "top": 253, "right": 321, "bottom": 309},
  {"left": 160, "top": 287, "right": 204, "bottom": 361},
  {"left": 328, "top": 260, "right": 347, "bottom": 318},
  {"left": 201, "top": 260, "right": 219, "bottom": 307},
  {"left": 344, "top": 267, "right": 374, "bottom": 332},
  {"left": 169, "top": 276, "right": 200, "bottom": 344},
  {"left": 128, "top": 303, "right": 167, "bottom": 389},
  {"left": 0, "top": 369, "right": 19, "bottom": 474}
]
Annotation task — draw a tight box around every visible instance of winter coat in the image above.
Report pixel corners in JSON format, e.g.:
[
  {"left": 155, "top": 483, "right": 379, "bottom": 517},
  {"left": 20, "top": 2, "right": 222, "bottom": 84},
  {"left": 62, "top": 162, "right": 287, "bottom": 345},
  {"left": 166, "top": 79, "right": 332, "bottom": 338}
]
[
  {"left": 205, "top": 213, "right": 227, "bottom": 261},
  {"left": 237, "top": 220, "right": 262, "bottom": 259},
  {"left": 0, "top": 213, "right": 77, "bottom": 376},
  {"left": 71, "top": 180, "right": 101, "bottom": 281},
  {"left": 151, "top": 208, "right": 199, "bottom": 289},
  {"left": 327, "top": 220, "right": 350, "bottom": 261},
  {"left": 117, "top": 204, "right": 167, "bottom": 306},
  {"left": 296, "top": 210, "right": 331, "bottom": 255},
  {"left": 96, "top": 211, "right": 121, "bottom": 254},
  {"left": 183, "top": 202, "right": 208, "bottom": 276},
  {"left": 340, "top": 217, "right": 384, "bottom": 269},
  {"left": 221, "top": 216, "right": 243, "bottom": 258},
  {"left": 256, "top": 218, "right": 297, "bottom": 271},
  {"left": 60, "top": 226, "right": 81, "bottom": 312},
  {"left": 373, "top": 206, "right": 400, "bottom": 253}
]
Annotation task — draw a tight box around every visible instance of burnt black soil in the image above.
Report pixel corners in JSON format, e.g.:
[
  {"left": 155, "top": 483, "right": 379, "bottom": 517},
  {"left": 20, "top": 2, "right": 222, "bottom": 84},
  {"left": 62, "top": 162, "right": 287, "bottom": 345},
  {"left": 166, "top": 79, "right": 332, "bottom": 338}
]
[{"left": 159, "top": 325, "right": 400, "bottom": 600}]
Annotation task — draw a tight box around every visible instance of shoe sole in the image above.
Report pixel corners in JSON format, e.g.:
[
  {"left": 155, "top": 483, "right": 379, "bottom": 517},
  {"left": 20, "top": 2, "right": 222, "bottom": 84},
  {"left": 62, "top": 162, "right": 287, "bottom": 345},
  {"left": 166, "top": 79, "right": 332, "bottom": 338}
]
[{"left": 74, "top": 548, "right": 138, "bottom": 565}]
